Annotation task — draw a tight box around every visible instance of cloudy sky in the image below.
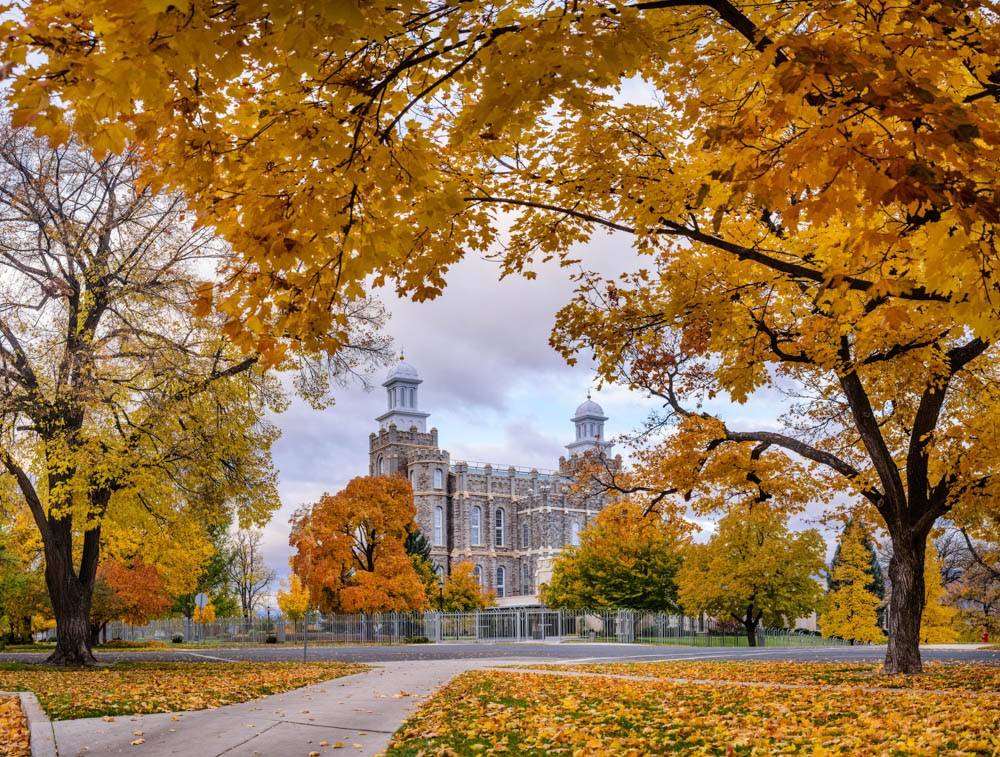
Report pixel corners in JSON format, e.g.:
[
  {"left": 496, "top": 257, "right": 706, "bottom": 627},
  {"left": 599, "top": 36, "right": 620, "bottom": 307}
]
[{"left": 259, "top": 231, "right": 840, "bottom": 579}]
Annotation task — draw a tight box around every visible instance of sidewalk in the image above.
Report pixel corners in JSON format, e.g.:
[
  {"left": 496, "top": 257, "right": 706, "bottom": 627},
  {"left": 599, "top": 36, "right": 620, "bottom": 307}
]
[{"left": 53, "top": 658, "right": 531, "bottom": 756}]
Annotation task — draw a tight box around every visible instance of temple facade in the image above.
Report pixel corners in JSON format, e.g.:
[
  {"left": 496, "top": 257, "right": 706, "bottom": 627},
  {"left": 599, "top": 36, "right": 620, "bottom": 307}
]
[{"left": 368, "top": 358, "right": 618, "bottom": 604}]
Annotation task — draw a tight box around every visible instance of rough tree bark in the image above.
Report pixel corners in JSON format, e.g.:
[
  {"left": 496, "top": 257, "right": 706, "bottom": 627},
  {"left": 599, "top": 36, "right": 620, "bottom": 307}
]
[{"left": 884, "top": 535, "right": 927, "bottom": 675}]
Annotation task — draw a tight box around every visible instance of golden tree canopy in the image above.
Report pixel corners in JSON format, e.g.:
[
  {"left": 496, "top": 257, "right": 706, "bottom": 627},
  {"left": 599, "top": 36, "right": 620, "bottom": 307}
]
[
  {"left": 276, "top": 574, "right": 311, "bottom": 621},
  {"left": 678, "top": 506, "right": 826, "bottom": 632},
  {"left": 541, "top": 500, "right": 687, "bottom": 611},
  {"left": 3, "top": 1, "right": 997, "bottom": 356}
]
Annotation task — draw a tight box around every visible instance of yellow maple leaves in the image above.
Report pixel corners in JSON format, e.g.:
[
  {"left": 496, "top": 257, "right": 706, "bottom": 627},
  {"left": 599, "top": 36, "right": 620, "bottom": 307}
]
[
  {"left": 0, "top": 662, "right": 367, "bottom": 721},
  {"left": 0, "top": 696, "right": 30, "bottom": 757},
  {"left": 388, "top": 664, "right": 1000, "bottom": 755}
]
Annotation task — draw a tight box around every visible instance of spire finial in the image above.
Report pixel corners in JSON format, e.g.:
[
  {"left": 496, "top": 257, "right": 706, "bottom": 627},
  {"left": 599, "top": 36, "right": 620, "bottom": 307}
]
[
  {"left": 587, "top": 389, "right": 592, "bottom": 400},
  {"left": 399, "top": 349, "right": 405, "bottom": 361}
]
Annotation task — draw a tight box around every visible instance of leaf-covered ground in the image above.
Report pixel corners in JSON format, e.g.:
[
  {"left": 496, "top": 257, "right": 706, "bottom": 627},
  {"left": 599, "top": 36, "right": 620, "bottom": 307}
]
[
  {"left": 0, "top": 661, "right": 367, "bottom": 720},
  {"left": 0, "top": 695, "right": 30, "bottom": 757},
  {"left": 512, "top": 660, "right": 1000, "bottom": 692},
  {"left": 387, "top": 664, "right": 1000, "bottom": 756}
]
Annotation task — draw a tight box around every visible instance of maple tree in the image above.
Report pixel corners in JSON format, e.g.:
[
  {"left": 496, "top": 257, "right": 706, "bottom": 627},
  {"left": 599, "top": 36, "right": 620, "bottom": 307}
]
[
  {"left": 0, "top": 128, "right": 391, "bottom": 664},
  {"left": 540, "top": 500, "right": 685, "bottom": 611},
  {"left": 89, "top": 560, "right": 171, "bottom": 645},
  {"left": 819, "top": 521, "right": 883, "bottom": 644},
  {"left": 4, "top": 1, "right": 998, "bottom": 673},
  {"left": 276, "top": 574, "right": 311, "bottom": 622},
  {"left": 920, "top": 540, "right": 958, "bottom": 643},
  {"left": 431, "top": 561, "right": 496, "bottom": 612},
  {"left": 677, "top": 506, "right": 825, "bottom": 645},
  {"left": 289, "top": 476, "right": 427, "bottom": 614}
]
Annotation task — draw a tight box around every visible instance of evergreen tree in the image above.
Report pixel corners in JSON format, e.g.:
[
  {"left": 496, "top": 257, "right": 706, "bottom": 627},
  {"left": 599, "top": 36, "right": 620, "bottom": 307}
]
[{"left": 820, "top": 522, "right": 884, "bottom": 644}]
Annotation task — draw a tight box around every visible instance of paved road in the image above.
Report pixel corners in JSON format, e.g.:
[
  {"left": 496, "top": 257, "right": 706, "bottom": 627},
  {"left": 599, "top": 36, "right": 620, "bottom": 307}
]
[{"left": 2, "top": 642, "right": 997, "bottom": 665}]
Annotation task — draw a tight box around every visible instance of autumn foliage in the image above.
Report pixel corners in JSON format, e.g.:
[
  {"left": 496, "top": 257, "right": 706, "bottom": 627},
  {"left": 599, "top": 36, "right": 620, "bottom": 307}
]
[
  {"left": 289, "top": 477, "right": 427, "bottom": 613},
  {"left": 276, "top": 574, "right": 311, "bottom": 621},
  {"left": 541, "top": 501, "right": 686, "bottom": 611},
  {"left": 677, "top": 507, "right": 825, "bottom": 645},
  {"left": 4, "top": 0, "right": 998, "bottom": 673},
  {"left": 430, "top": 562, "right": 496, "bottom": 612}
]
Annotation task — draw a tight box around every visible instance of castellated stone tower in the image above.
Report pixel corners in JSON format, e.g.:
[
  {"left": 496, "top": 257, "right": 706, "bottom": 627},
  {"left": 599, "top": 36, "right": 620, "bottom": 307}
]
[{"left": 368, "top": 357, "right": 617, "bottom": 604}]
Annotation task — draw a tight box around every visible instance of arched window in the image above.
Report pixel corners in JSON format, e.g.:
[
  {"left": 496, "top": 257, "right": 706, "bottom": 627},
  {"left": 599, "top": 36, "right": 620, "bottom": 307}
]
[
  {"left": 433, "top": 468, "right": 444, "bottom": 489},
  {"left": 376, "top": 455, "right": 384, "bottom": 475},
  {"left": 433, "top": 506, "right": 444, "bottom": 546},
  {"left": 570, "top": 521, "right": 581, "bottom": 546},
  {"left": 409, "top": 387, "right": 416, "bottom": 407},
  {"left": 470, "top": 506, "right": 482, "bottom": 546},
  {"left": 409, "top": 469, "right": 415, "bottom": 486},
  {"left": 494, "top": 508, "right": 505, "bottom": 547},
  {"left": 473, "top": 564, "right": 483, "bottom": 586},
  {"left": 521, "top": 563, "right": 531, "bottom": 594},
  {"left": 495, "top": 566, "right": 506, "bottom": 598},
  {"left": 434, "top": 563, "right": 445, "bottom": 586},
  {"left": 521, "top": 520, "right": 529, "bottom": 549}
]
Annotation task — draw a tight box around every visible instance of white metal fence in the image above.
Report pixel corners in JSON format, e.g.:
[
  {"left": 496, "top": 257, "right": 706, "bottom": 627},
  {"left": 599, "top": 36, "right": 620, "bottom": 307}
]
[{"left": 106, "top": 608, "right": 847, "bottom": 647}]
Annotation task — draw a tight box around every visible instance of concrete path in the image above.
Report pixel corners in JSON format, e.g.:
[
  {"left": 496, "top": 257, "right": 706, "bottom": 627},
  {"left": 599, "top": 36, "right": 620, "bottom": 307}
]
[{"left": 53, "top": 658, "right": 529, "bottom": 757}]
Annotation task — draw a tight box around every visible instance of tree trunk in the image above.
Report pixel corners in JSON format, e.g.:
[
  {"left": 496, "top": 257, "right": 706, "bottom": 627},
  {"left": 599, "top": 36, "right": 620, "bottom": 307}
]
[
  {"left": 47, "top": 583, "right": 97, "bottom": 665},
  {"left": 746, "top": 619, "right": 758, "bottom": 647},
  {"left": 43, "top": 522, "right": 101, "bottom": 666},
  {"left": 884, "top": 535, "right": 926, "bottom": 674}
]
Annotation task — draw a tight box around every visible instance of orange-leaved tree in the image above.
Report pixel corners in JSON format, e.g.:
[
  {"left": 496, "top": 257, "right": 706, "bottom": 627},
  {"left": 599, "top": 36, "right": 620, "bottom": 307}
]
[
  {"left": 289, "top": 476, "right": 426, "bottom": 613},
  {"left": 89, "top": 560, "right": 171, "bottom": 645},
  {"left": 6, "top": 2, "right": 998, "bottom": 673}
]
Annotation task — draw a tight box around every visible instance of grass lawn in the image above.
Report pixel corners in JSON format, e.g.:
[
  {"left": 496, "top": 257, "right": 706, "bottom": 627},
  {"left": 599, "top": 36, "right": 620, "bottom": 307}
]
[
  {"left": 387, "top": 662, "right": 1000, "bottom": 755},
  {"left": 0, "top": 661, "right": 368, "bottom": 720},
  {"left": 0, "top": 695, "right": 30, "bottom": 757}
]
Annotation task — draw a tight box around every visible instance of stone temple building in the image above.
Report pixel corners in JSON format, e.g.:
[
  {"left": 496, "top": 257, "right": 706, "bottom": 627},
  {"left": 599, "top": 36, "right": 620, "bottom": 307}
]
[{"left": 368, "top": 357, "right": 619, "bottom": 605}]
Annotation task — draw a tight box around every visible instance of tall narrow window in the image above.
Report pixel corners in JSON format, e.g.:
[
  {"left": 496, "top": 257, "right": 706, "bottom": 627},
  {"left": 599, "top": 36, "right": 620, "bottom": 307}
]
[
  {"left": 471, "top": 506, "right": 482, "bottom": 546},
  {"left": 433, "top": 468, "right": 444, "bottom": 489},
  {"left": 376, "top": 455, "right": 384, "bottom": 475},
  {"left": 570, "top": 521, "right": 581, "bottom": 546},
  {"left": 495, "top": 566, "right": 506, "bottom": 598},
  {"left": 521, "top": 520, "right": 529, "bottom": 549},
  {"left": 474, "top": 564, "right": 483, "bottom": 586},
  {"left": 521, "top": 563, "right": 531, "bottom": 594},
  {"left": 434, "top": 564, "right": 445, "bottom": 585},
  {"left": 495, "top": 508, "right": 505, "bottom": 547},
  {"left": 434, "top": 506, "right": 444, "bottom": 546}
]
